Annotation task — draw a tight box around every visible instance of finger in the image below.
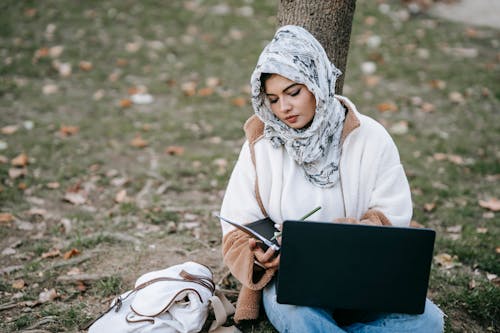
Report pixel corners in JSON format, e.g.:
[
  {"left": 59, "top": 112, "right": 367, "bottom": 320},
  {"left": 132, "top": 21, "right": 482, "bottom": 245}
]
[
  {"left": 264, "top": 254, "right": 280, "bottom": 269},
  {"left": 256, "top": 247, "right": 276, "bottom": 263},
  {"left": 248, "top": 238, "right": 257, "bottom": 250}
]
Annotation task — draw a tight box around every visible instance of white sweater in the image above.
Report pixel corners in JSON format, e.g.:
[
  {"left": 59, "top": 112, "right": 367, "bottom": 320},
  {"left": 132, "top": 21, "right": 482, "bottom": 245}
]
[{"left": 220, "top": 97, "right": 412, "bottom": 235}]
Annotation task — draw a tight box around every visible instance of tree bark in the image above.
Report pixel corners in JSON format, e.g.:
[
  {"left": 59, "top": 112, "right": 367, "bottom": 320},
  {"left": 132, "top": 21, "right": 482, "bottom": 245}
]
[{"left": 277, "top": 0, "right": 356, "bottom": 94}]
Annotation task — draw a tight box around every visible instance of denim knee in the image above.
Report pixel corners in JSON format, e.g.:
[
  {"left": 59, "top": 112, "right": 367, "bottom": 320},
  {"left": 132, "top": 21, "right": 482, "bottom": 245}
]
[{"left": 422, "top": 299, "right": 445, "bottom": 333}]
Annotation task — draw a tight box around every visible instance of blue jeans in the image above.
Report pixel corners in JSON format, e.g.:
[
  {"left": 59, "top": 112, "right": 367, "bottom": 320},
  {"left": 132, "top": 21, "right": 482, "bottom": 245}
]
[{"left": 263, "top": 280, "right": 444, "bottom": 333}]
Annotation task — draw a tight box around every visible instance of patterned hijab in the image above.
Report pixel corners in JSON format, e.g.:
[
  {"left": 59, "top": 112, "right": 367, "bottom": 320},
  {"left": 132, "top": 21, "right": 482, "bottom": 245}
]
[{"left": 250, "top": 25, "right": 345, "bottom": 188}]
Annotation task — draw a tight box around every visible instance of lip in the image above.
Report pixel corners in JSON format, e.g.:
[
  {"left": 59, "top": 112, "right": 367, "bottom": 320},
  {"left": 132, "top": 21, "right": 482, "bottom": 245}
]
[{"left": 286, "top": 115, "right": 298, "bottom": 124}]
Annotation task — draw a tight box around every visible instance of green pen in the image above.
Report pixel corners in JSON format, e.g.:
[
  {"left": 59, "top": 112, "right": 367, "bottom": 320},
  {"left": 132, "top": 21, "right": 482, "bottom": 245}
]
[{"left": 271, "top": 206, "right": 321, "bottom": 240}]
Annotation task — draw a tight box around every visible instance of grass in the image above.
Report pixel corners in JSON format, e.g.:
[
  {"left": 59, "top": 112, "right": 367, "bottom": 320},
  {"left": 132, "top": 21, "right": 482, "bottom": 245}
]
[
  {"left": 0, "top": 0, "right": 498, "bottom": 332},
  {"left": 94, "top": 276, "right": 123, "bottom": 297}
]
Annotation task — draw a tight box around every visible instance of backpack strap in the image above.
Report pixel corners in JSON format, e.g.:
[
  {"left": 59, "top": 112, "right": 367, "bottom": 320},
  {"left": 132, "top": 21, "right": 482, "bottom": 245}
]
[
  {"left": 243, "top": 115, "right": 267, "bottom": 217},
  {"left": 208, "top": 289, "right": 240, "bottom": 332}
]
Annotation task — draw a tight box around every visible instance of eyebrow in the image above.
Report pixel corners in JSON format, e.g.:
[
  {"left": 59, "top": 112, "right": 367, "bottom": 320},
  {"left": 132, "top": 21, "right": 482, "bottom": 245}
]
[{"left": 265, "top": 83, "right": 301, "bottom": 96}]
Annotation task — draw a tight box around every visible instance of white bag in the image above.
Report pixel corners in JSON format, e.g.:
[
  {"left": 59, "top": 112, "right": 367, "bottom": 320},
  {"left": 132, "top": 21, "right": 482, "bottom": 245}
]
[{"left": 87, "top": 261, "right": 236, "bottom": 333}]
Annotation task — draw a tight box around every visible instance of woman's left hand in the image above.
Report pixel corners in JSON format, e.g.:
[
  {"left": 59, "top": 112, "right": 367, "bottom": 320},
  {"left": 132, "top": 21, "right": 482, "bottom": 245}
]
[{"left": 249, "top": 238, "right": 280, "bottom": 269}]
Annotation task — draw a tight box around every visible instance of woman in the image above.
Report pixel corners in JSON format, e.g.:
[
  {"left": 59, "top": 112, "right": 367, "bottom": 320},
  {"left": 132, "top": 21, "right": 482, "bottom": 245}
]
[{"left": 220, "top": 25, "right": 444, "bottom": 332}]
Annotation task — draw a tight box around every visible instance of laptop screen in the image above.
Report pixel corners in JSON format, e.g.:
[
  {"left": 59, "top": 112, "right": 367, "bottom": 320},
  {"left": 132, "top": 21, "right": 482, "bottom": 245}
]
[{"left": 276, "top": 221, "right": 435, "bottom": 314}]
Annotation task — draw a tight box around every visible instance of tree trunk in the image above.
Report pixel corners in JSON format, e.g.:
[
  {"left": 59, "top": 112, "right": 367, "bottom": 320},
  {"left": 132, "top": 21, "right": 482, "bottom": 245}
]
[{"left": 277, "top": 0, "right": 356, "bottom": 94}]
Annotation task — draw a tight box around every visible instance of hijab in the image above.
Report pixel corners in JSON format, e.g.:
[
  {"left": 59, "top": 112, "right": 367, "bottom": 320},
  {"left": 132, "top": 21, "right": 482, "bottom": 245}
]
[{"left": 250, "top": 25, "right": 345, "bottom": 188}]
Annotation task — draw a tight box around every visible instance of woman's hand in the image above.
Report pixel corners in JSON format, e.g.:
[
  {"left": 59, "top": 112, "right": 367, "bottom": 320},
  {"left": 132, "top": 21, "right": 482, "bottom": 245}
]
[
  {"left": 334, "top": 217, "right": 382, "bottom": 226},
  {"left": 249, "top": 238, "right": 280, "bottom": 269}
]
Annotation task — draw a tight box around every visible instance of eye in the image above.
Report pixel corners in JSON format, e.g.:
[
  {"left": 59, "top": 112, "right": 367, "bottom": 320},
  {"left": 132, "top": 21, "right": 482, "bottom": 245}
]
[
  {"left": 289, "top": 88, "right": 301, "bottom": 97},
  {"left": 268, "top": 97, "right": 278, "bottom": 104}
]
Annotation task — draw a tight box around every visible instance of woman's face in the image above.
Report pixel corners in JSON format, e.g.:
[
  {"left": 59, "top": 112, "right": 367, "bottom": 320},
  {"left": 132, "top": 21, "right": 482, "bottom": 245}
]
[{"left": 264, "top": 74, "right": 316, "bottom": 129}]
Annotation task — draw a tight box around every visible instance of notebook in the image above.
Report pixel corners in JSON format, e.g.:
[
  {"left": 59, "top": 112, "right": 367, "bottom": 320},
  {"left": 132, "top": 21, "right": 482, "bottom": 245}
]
[
  {"left": 276, "top": 220, "right": 436, "bottom": 315},
  {"left": 218, "top": 216, "right": 280, "bottom": 251}
]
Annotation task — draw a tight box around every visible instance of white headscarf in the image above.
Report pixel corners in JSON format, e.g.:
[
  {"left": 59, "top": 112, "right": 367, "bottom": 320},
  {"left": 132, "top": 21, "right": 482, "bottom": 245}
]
[{"left": 250, "top": 25, "right": 345, "bottom": 188}]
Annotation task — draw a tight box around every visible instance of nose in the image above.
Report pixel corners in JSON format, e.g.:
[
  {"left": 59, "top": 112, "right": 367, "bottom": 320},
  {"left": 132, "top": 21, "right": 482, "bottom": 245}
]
[{"left": 279, "top": 96, "right": 292, "bottom": 113}]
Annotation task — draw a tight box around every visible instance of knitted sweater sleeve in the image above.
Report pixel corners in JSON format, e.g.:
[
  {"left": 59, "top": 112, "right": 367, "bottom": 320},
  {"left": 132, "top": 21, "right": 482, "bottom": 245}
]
[
  {"left": 220, "top": 141, "right": 267, "bottom": 234},
  {"left": 220, "top": 141, "right": 276, "bottom": 288},
  {"left": 366, "top": 125, "right": 413, "bottom": 227}
]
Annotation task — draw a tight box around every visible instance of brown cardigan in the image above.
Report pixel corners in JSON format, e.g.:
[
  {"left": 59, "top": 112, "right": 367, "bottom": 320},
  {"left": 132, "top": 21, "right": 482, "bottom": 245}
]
[{"left": 222, "top": 106, "right": 393, "bottom": 322}]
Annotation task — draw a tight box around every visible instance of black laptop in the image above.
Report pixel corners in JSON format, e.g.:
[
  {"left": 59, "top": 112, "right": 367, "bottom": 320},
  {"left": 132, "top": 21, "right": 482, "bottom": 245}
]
[{"left": 276, "top": 221, "right": 435, "bottom": 315}]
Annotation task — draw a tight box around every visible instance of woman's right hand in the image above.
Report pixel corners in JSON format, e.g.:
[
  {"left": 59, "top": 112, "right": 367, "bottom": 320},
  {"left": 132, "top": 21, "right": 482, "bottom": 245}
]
[{"left": 249, "top": 238, "right": 280, "bottom": 269}]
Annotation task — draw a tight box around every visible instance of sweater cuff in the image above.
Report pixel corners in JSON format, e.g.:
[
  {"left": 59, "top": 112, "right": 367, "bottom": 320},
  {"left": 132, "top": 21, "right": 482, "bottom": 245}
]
[
  {"left": 234, "top": 286, "right": 261, "bottom": 322},
  {"left": 361, "top": 209, "right": 392, "bottom": 226},
  {"left": 222, "top": 229, "right": 277, "bottom": 290}
]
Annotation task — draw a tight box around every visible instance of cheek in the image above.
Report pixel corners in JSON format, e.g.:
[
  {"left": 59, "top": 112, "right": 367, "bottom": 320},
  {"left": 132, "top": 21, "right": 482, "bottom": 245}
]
[
  {"left": 269, "top": 104, "right": 279, "bottom": 117},
  {"left": 304, "top": 95, "right": 316, "bottom": 115}
]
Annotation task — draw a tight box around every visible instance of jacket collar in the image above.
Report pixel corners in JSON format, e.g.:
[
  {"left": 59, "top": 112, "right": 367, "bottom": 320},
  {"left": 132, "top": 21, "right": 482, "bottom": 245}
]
[
  {"left": 244, "top": 96, "right": 361, "bottom": 145},
  {"left": 337, "top": 96, "right": 361, "bottom": 144}
]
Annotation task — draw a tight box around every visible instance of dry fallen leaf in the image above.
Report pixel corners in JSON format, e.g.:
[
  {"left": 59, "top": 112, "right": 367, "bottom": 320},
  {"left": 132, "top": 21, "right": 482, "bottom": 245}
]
[
  {"left": 49, "top": 45, "right": 64, "bottom": 58},
  {"left": 429, "top": 79, "right": 446, "bottom": 90},
  {"left": 77, "top": 281, "right": 87, "bottom": 292},
  {"left": 423, "top": 202, "right": 436, "bottom": 212},
  {"left": 9, "top": 167, "right": 27, "bottom": 179},
  {"left": 63, "top": 248, "right": 81, "bottom": 260},
  {"left": 79, "top": 60, "right": 93, "bottom": 71},
  {"left": 27, "top": 208, "right": 47, "bottom": 219},
  {"left": 362, "top": 75, "right": 381, "bottom": 87},
  {"left": 114, "top": 189, "right": 128, "bottom": 203},
  {"left": 42, "top": 84, "right": 59, "bottom": 95},
  {"left": 63, "top": 192, "right": 86, "bottom": 205},
  {"left": 46, "top": 182, "right": 60, "bottom": 189},
  {"left": 434, "top": 253, "right": 459, "bottom": 269},
  {"left": 232, "top": 97, "right": 246, "bottom": 107},
  {"left": 476, "top": 227, "right": 488, "bottom": 234},
  {"left": 116, "top": 58, "right": 128, "bottom": 67},
  {"left": 33, "top": 47, "right": 49, "bottom": 61},
  {"left": 410, "top": 220, "right": 424, "bottom": 228},
  {"left": 128, "top": 86, "right": 143, "bottom": 95},
  {"left": 41, "top": 249, "right": 61, "bottom": 259},
  {"left": 447, "top": 154, "right": 464, "bottom": 165},
  {"left": 24, "top": 8, "right": 37, "bottom": 17},
  {"left": 1, "top": 125, "right": 19, "bottom": 135},
  {"left": 478, "top": 198, "right": 500, "bottom": 211},
  {"left": 165, "top": 145, "right": 184, "bottom": 156},
  {"left": 486, "top": 273, "right": 498, "bottom": 282},
  {"left": 389, "top": 121, "right": 409, "bottom": 135},
  {"left": 53, "top": 61, "right": 72, "bottom": 77},
  {"left": 446, "top": 225, "right": 462, "bottom": 233},
  {"left": 206, "top": 77, "right": 221, "bottom": 87},
  {"left": 449, "top": 91, "right": 465, "bottom": 104},
  {"left": 67, "top": 267, "right": 82, "bottom": 276},
  {"left": 126, "top": 41, "right": 141, "bottom": 53},
  {"left": 181, "top": 81, "right": 197, "bottom": 96},
  {"left": 420, "top": 102, "right": 435, "bottom": 113},
  {"left": 39, "top": 288, "right": 58, "bottom": 303},
  {"left": 0, "top": 212, "right": 14, "bottom": 224},
  {"left": 11, "top": 153, "right": 29, "bottom": 167},
  {"left": 12, "top": 279, "right": 26, "bottom": 290},
  {"left": 59, "top": 125, "right": 79, "bottom": 136},
  {"left": 483, "top": 211, "right": 495, "bottom": 219},
  {"left": 130, "top": 135, "right": 148, "bottom": 148},
  {"left": 120, "top": 98, "right": 133, "bottom": 108},
  {"left": 198, "top": 87, "right": 214, "bottom": 96},
  {"left": 433, "top": 153, "right": 447, "bottom": 161},
  {"left": 377, "top": 102, "right": 398, "bottom": 113}
]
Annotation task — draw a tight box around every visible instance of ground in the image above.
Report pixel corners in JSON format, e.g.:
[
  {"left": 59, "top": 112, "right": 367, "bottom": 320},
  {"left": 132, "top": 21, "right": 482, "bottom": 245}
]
[{"left": 0, "top": 0, "right": 499, "bottom": 332}]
